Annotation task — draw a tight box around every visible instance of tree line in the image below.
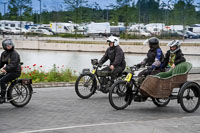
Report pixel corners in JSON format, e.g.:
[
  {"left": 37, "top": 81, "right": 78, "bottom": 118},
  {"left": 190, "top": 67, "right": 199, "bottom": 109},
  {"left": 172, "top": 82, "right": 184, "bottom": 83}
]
[{"left": 0, "top": 0, "right": 200, "bottom": 26}]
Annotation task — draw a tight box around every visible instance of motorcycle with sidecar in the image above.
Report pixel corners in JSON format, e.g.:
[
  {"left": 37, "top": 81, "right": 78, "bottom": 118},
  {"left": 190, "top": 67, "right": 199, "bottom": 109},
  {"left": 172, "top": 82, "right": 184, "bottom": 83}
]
[{"left": 109, "top": 62, "right": 200, "bottom": 113}]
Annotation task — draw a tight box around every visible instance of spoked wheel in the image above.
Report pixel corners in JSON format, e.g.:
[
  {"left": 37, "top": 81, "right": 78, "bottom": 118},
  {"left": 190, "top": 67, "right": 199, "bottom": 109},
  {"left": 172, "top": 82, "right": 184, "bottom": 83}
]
[
  {"left": 152, "top": 97, "right": 170, "bottom": 107},
  {"left": 179, "top": 83, "right": 200, "bottom": 113},
  {"left": 9, "top": 83, "right": 32, "bottom": 107},
  {"left": 75, "top": 74, "right": 96, "bottom": 99},
  {"left": 109, "top": 80, "right": 131, "bottom": 110}
]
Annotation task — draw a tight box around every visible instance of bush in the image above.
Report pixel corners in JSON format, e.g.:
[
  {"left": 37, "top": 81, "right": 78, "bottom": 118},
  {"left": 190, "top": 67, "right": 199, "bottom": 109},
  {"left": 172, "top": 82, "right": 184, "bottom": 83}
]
[{"left": 20, "top": 64, "right": 78, "bottom": 83}]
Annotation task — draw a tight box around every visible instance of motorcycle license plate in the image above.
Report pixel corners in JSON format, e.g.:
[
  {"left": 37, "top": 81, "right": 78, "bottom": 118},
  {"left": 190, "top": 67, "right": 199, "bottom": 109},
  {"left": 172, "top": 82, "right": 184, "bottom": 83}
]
[
  {"left": 92, "top": 69, "right": 96, "bottom": 74},
  {"left": 125, "top": 73, "right": 132, "bottom": 82}
]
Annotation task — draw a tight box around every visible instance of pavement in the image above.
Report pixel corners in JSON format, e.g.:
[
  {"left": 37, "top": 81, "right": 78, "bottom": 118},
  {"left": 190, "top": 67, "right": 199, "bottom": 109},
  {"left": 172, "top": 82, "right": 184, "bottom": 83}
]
[{"left": 0, "top": 81, "right": 200, "bottom": 133}]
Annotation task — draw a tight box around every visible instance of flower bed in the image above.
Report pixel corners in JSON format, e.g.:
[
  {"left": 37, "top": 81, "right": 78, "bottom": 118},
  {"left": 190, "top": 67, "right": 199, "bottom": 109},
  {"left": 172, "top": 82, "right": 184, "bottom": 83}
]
[{"left": 20, "top": 64, "right": 78, "bottom": 83}]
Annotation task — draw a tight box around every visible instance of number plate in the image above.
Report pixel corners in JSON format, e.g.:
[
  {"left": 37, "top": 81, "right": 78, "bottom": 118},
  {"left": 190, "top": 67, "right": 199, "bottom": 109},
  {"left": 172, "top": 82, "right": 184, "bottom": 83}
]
[
  {"left": 125, "top": 73, "right": 132, "bottom": 82},
  {"left": 92, "top": 69, "right": 96, "bottom": 74}
]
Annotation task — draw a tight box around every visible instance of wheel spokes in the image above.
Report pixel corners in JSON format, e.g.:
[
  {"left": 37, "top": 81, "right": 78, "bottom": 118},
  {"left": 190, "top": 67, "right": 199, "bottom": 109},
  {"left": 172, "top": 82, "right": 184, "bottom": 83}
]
[{"left": 182, "top": 88, "right": 198, "bottom": 110}]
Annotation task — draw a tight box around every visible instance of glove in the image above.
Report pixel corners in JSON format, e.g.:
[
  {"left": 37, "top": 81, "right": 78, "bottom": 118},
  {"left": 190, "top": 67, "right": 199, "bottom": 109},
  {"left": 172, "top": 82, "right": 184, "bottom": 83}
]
[
  {"left": 136, "top": 63, "right": 142, "bottom": 69},
  {"left": 98, "top": 63, "right": 102, "bottom": 67}
]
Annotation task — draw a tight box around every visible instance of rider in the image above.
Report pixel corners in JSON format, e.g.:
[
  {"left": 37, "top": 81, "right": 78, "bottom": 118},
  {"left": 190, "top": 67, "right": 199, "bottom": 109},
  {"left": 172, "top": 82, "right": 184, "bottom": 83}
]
[
  {"left": 161, "top": 40, "right": 186, "bottom": 71},
  {"left": 99, "top": 35, "right": 126, "bottom": 84},
  {"left": 0, "top": 39, "right": 21, "bottom": 103},
  {"left": 137, "top": 37, "right": 164, "bottom": 77}
]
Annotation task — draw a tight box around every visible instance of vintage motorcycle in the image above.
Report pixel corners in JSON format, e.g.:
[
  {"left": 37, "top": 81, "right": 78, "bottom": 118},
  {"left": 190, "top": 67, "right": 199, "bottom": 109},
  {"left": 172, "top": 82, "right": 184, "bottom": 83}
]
[
  {"left": 0, "top": 65, "right": 33, "bottom": 107},
  {"left": 109, "top": 62, "right": 200, "bottom": 113},
  {"left": 75, "top": 59, "right": 124, "bottom": 99},
  {"left": 0, "top": 79, "right": 33, "bottom": 107}
]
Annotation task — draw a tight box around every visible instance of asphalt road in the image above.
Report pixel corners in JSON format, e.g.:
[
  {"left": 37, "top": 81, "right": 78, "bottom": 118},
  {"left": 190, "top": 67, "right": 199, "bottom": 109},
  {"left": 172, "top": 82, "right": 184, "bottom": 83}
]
[{"left": 0, "top": 87, "right": 200, "bottom": 133}]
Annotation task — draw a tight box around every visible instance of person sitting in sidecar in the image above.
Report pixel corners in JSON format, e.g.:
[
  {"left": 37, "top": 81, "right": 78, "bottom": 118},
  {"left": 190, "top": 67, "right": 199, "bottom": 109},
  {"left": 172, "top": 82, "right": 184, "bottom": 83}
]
[
  {"left": 136, "top": 37, "right": 164, "bottom": 78},
  {"left": 160, "top": 40, "right": 186, "bottom": 72},
  {"left": 98, "top": 36, "right": 126, "bottom": 85}
]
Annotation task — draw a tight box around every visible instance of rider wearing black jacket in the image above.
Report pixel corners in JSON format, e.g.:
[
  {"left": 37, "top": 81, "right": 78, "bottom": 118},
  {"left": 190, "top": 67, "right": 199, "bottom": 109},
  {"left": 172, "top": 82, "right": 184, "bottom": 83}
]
[
  {"left": 0, "top": 39, "right": 21, "bottom": 103},
  {"left": 99, "top": 36, "right": 126, "bottom": 82},
  {"left": 137, "top": 37, "right": 164, "bottom": 77},
  {"left": 161, "top": 40, "right": 186, "bottom": 71}
]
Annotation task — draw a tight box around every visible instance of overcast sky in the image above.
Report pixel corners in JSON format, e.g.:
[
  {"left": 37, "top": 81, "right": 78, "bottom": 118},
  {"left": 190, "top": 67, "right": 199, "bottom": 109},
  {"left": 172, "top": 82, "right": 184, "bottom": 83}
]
[{"left": 0, "top": 0, "right": 199, "bottom": 15}]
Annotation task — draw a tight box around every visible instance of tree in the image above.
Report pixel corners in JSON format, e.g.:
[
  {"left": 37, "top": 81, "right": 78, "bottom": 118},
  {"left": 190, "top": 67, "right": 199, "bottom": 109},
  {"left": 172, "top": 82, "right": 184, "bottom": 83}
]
[
  {"left": 184, "top": 0, "right": 196, "bottom": 25},
  {"left": 7, "top": 0, "right": 32, "bottom": 21},
  {"left": 0, "top": 12, "right": 2, "bottom": 20},
  {"left": 64, "top": 0, "right": 88, "bottom": 23},
  {"left": 136, "top": 0, "right": 160, "bottom": 24}
]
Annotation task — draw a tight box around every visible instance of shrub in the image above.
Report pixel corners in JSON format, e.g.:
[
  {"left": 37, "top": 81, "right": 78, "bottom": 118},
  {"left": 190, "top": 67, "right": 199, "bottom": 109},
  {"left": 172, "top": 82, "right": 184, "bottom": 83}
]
[{"left": 20, "top": 64, "right": 78, "bottom": 83}]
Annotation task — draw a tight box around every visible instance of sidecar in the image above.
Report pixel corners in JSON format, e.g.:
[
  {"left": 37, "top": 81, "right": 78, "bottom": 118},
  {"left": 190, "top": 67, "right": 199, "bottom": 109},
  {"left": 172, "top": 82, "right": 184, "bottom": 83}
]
[{"left": 140, "top": 62, "right": 200, "bottom": 113}]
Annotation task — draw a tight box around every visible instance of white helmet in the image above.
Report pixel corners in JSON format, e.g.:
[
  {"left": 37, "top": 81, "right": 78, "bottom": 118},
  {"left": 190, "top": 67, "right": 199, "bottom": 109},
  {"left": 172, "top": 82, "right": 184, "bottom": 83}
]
[
  {"left": 107, "top": 36, "right": 119, "bottom": 46},
  {"left": 167, "top": 40, "right": 181, "bottom": 53}
]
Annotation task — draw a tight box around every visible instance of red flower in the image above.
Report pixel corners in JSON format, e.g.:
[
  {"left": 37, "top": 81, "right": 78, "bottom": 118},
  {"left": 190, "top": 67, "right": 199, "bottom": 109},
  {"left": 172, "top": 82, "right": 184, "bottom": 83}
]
[
  {"left": 27, "top": 66, "right": 29, "bottom": 68},
  {"left": 29, "top": 73, "right": 32, "bottom": 76},
  {"left": 44, "top": 77, "right": 47, "bottom": 79},
  {"left": 33, "top": 64, "right": 36, "bottom": 67},
  {"left": 40, "top": 65, "right": 43, "bottom": 68}
]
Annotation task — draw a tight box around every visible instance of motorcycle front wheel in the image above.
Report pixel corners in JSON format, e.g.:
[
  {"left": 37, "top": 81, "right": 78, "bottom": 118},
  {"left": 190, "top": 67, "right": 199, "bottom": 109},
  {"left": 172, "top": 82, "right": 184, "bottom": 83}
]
[
  {"left": 75, "top": 73, "right": 96, "bottom": 99},
  {"left": 109, "top": 80, "right": 131, "bottom": 110}
]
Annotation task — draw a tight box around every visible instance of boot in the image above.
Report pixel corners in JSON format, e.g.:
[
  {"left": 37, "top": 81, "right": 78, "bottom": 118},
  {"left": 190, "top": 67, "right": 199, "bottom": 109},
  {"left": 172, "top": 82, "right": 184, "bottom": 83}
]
[
  {"left": 0, "top": 97, "right": 5, "bottom": 104},
  {"left": 0, "top": 90, "right": 6, "bottom": 104}
]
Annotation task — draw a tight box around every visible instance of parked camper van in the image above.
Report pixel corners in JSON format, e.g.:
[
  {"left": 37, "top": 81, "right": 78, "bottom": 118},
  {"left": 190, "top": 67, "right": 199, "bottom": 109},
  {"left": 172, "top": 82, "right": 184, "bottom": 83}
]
[
  {"left": 50, "top": 23, "right": 75, "bottom": 34},
  {"left": 86, "top": 22, "right": 110, "bottom": 37}
]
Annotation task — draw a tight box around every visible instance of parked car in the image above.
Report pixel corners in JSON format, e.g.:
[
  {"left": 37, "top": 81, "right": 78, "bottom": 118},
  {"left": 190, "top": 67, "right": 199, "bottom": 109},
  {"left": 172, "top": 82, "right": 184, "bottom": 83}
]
[
  {"left": 35, "top": 29, "right": 53, "bottom": 35},
  {"left": 38, "top": 27, "right": 55, "bottom": 35},
  {"left": 28, "top": 26, "right": 38, "bottom": 33},
  {"left": 15, "top": 27, "right": 29, "bottom": 34},
  {"left": 128, "top": 30, "right": 151, "bottom": 37},
  {"left": 185, "top": 31, "right": 199, "bottom": 39},
  {"left": 0, "top": 27, "right": 21, "bottom": 34}
]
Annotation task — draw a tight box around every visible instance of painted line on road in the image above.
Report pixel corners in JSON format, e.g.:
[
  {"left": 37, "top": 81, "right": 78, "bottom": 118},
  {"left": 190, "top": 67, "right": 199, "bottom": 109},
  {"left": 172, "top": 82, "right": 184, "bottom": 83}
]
[
  {"left": 18, "top": 120, "right": 139, "bottom": 133},
  {"left": 18, "top": 116, "right": 200, "bottom": 133}
]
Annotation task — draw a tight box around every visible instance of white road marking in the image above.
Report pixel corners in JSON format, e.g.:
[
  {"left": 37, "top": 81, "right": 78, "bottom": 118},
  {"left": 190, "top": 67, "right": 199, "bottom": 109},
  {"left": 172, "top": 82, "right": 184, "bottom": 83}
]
[
  {"left": 19, "top": 120, "right": 139, "bottom": 133},
  {"left": 19, "top": 116, "right": 200, "bottom": 133}
]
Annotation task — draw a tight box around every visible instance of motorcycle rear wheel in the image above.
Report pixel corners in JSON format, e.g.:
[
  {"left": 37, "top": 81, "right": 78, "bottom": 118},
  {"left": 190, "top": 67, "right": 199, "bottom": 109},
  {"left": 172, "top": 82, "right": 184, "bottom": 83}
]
[{"left": 9, "top": 83, "right": 32, "bottom": 107}]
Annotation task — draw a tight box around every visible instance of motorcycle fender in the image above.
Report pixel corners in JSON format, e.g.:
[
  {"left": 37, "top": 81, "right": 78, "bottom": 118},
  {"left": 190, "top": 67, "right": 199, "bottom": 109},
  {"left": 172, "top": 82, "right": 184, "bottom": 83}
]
[{"left": 82, "top": 68, "right": 90, "bottom": 74}]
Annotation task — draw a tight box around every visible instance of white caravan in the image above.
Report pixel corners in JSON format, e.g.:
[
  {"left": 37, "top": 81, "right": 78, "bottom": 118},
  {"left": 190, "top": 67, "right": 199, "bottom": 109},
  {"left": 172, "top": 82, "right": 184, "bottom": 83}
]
[
  {"left": 0, "top": 20, "right": 33, "bottom": 28},
  {"left": 129, "top": 24, "right": 145, "bottom": 31},
  {"left": 50, "top": 23, "right": 75, "bottom": 34},
  {"left": 145, "top": 23, "right": 165, "bottom": 35},
  {"left": 86, "top": 22, "right": 110, "bottom": 36}
]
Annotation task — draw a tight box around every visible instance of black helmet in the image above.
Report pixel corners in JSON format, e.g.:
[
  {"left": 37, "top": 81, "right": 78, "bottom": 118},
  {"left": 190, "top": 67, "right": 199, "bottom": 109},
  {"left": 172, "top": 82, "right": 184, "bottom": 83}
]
[
  {"left": 149, "top": 37, "right": 159, "bottom": 46},
  {"left": 143, "top": 37, "right": 159, "bottom": 49},
  {"left": 2, "top": 39, "right": 14, "bottom": 50}
]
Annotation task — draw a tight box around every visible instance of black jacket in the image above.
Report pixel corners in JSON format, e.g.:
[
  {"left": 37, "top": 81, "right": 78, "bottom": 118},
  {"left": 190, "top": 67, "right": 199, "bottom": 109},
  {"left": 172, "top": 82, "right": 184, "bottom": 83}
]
[
  {"left": 0, "top": 48, "right": 21, "bottom": 73},
  {"left": 162, "top": 49, "right": 186, "bottom": 68},
  {"left": 143, "top": 47, "right": 164, "bottom": 66},
  {"left": 99, "top": 45, "right": 126, "bottom": 68}
]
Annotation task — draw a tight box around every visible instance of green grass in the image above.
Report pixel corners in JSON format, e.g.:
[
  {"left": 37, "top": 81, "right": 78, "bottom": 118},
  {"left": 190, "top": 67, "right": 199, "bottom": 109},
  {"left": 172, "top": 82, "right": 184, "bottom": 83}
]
[{"left": 20, "top": 64, "right": 78, "bottom": 83}]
